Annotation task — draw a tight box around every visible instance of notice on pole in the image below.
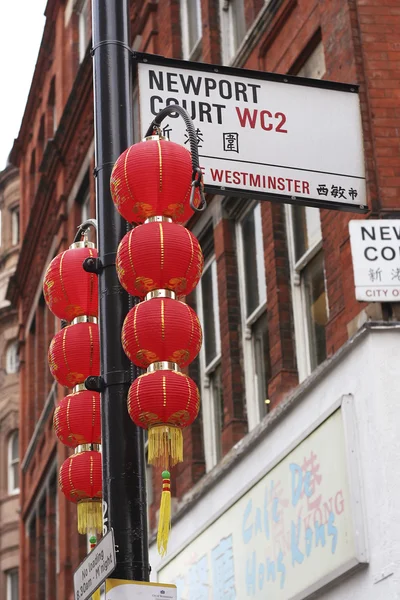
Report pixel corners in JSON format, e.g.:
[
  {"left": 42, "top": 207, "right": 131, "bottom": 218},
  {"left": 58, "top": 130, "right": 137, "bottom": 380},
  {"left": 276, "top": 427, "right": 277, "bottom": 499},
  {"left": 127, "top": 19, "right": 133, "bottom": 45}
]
[
  {"left": 105, "top": 578, "right": 177, "bottom": 599},
  {"left": 134, "top": 53, "right": 367, "bottom": 213},
  {"left": 74, "top": 529, "right": 116, "bottom": 600},
  {"left": 349, "top": 219, "right": 400, "bottom": 301}
]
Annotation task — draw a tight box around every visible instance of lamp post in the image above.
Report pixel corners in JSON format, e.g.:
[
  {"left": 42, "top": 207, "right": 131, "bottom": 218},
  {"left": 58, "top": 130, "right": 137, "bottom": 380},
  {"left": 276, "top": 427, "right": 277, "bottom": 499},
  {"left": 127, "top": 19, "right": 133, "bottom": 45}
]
[{"left": 91, "top": 0, "right": 150, "bottom": 581}]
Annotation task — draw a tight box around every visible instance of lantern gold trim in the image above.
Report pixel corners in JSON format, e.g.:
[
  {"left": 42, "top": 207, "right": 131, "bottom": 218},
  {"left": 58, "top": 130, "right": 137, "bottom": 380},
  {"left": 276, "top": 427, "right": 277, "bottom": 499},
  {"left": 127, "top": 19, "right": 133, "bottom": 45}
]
[
  {"left": 75, "top": 444, "right": 102, "bottom": 454},
  {"left": 73, "top": 383, "right": 87, "bottom": 393},
  {"left": 145, "top": 289, "right": 176, "bottom": 301},
  {"left": 72, "top": 315, "right": 98, "bottom": 325},
  {"left": 147, "top": 361, "right": 179, "bottom": 373},
  {"left": 144, "top": 216, "right": 173, "bottom": 224}
]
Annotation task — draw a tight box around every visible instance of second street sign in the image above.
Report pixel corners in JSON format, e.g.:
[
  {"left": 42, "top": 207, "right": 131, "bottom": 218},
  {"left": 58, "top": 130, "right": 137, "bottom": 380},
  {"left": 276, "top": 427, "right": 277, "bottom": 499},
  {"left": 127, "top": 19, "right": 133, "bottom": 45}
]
[{"left": 134, "top": 53, "right": 367, "bottom": 213}]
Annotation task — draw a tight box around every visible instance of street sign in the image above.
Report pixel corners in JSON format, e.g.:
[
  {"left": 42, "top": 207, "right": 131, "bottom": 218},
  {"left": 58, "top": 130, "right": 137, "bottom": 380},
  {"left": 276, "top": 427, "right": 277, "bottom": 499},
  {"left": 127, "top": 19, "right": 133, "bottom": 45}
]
[
  {"left": 105, "top": 578, "right": 177, "bottom": 599},
  {"left": 133, "top": 52, "right": 367, "bottom": 213},
  {"left": 349, "top": 220, "right": 400, "bottom": 301},
  {"left": 74, "top": 529, "right": 117, "bottom": 600}
]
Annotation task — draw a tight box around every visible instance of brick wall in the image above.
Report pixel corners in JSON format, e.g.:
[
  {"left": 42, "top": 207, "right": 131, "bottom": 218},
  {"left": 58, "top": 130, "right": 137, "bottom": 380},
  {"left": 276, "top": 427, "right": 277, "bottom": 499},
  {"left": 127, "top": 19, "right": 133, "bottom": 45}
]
[{"left": 13, "top": 0, "right": 400, "bottom": 590}]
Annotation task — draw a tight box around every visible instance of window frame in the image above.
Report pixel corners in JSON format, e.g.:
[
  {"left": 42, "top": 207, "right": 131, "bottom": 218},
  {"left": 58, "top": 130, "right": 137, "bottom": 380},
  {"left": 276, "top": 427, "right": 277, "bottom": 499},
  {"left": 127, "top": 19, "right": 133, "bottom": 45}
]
[
  {"left": 11, "top": 206, "right": 19, "bottom": 246},
  {"left": 196, "top": 253, "right": 222, "bottom": 470},
  {"left": 78, "top": 0, "right": 90, "bottom": 63},
  {"left": 180, "top": 0, "right": 202, "bottom": 60},
  {"left": 285, "top": 39, "right": 328, "bottom": 381},
  {"left": 6, "top": 340, "right": 19, "bottom": 375},
  {"left": 8, "top": 430, "right": 19, "bottom": 495},
  {"left": 220, "top": 0, "right": 246, "bottom": 65},
  {"left": 285, "top": 206, "right": 328, "bottom": 380},
  {"left": 236, "top": 200, "right": 269, "bottom": 430},
  {"left": 6, "top": 569, "right": 18, "bottom": 600}
]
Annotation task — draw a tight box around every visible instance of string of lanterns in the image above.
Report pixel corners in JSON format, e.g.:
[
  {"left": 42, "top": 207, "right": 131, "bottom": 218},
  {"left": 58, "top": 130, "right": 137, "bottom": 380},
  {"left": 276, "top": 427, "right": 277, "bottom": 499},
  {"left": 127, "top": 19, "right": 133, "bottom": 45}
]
[
  {"left": 110, "top": 134, "right": 204, "bottom": 555},
  {"left": 43, "top": 242, "right": 103, "bottom": 537},
  {"left": 42, "top": 131, "right": 204, "bottom": 558}
]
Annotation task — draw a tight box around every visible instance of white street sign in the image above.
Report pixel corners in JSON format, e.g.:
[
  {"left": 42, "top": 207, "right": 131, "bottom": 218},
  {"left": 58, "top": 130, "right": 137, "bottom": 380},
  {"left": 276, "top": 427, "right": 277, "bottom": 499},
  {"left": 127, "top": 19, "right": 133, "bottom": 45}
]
[
  {"left": 74, "top": 529, "right": 116, "bottom": 600},
  {"left": 134, "top": 53, "right": 367, "bottom": 213},
  {"left": 349, "top": 220, "right": 400, "bottom": 301}
]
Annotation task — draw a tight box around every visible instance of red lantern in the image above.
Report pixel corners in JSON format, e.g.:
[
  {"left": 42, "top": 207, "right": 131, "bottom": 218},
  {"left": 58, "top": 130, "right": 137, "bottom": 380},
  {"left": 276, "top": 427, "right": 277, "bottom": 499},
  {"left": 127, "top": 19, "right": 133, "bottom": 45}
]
[
  {"left": 53, "top": 390, "right": 101, "bottom": 447},
  {"left": 43, "top": 244, "right": 98, "bottom": 321},
  {"left": 59, "top": 450, "right": 102, "bottom": 534},
  {"left": 110, "top": 138, "right": 200, "bottom": 224},
  {"left": 48, "top": 322, "right": 100, "bottom": 388},
  {"left": 116, "top": 222, "right": 204, "bottom": 298},
  {"left": 128, "top": 369, "right": 200, "bottom": 466},
  {"left": 122, "top": 297, "right": 202, "bottom": 368}
]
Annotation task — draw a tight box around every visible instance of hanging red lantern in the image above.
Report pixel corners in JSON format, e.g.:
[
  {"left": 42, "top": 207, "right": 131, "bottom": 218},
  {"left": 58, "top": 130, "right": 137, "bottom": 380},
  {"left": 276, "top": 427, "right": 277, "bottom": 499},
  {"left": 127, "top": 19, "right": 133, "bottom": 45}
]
[
  {"left": 53, "top": 390, "right": 101, "bottom": 447},
  {"left": 59, "top": 450, "right": 102, "bottom": 534},
  {"left": 122, "top": 297, "right": 202, "bottom": 368},
  {"left": 116, "top": 222, "right": 204, "bottom": 298},
  {"left": 43, "top": 243, "right": 98, "bottom": 321},
  {"left": 110, "top": 138, "right": 200, "bottom": 224},
  {"left": 128, "top": 369, "right": 200, "bottom": 466},
  {"left": 48, "top": 321, "right": 100, "bottom": 388}
]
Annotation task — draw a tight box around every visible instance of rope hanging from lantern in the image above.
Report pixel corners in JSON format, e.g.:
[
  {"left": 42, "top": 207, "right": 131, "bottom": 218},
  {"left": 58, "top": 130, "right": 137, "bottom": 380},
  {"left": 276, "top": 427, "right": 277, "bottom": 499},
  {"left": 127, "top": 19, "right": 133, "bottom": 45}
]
[{"left": 144, "top": 104, "right": 207, "bottom": 213}]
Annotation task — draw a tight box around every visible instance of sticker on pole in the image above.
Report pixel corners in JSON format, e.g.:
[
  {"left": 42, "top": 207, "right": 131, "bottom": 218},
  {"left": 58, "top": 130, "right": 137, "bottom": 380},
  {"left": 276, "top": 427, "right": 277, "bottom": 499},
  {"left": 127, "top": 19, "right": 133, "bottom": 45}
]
[
  {"left": 105, "top": 578, "right": 177, "bottom": 599},
  {"left": 134, "top": 53, "right": 367, "bottom": 212},
  {"left": 74, "top": 528, "right": 116, "bottom": 600}
]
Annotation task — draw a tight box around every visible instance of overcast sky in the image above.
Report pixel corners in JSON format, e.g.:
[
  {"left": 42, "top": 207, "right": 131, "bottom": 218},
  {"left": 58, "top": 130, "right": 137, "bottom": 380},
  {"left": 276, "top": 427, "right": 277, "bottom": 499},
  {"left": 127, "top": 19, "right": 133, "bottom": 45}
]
[{"left": 0, "top": 1, "right": 47, "bottom": 170}]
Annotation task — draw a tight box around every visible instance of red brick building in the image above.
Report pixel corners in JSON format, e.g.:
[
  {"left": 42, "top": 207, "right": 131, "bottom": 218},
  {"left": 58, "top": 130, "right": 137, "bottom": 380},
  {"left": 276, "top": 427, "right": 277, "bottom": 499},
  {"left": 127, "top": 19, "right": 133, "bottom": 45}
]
[{"left": 9, "top": 0, "right": 400, "bottom": 599}]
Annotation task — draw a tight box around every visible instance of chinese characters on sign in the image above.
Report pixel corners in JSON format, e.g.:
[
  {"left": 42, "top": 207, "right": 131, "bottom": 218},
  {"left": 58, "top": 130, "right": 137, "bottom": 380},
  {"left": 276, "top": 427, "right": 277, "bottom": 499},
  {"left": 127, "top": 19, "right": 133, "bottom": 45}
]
[
  {"left": 349, "top": 220, "right": 400, "bottom": 301},
  {"left": 137, "top": 57, "right": 367, "bottom": 211},
  {"left": 158, "top": 410, "right": 358, "bottom": 600}
]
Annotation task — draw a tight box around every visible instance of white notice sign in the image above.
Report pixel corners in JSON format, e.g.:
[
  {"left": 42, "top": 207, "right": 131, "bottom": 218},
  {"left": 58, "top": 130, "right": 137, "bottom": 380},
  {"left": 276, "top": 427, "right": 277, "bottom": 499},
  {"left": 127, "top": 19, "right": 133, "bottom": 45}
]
[
  {"left": 135, "top": 53, "right": 367, "bottom": 212},
  {"left": 105, "top": 579, "right": 177, "bottom": 599},
  {"left": 74, "top": 529, "right": 116, "bottom": 600},
  {"left": 349, "top": 219, "right": 400, "bottom": 301}
]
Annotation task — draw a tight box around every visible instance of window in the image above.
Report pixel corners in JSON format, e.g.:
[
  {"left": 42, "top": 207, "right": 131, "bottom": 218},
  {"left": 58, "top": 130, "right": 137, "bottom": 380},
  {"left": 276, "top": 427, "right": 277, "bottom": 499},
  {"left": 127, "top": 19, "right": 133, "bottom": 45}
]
[
  {"left": 286, "top": 39, "right": 328, "bottom": 380},
  {"left": 6, "top": 569, "right": 18, "bottom": 600},
  {"left": 8, "top": 431, "right": 19, "bottom": 494},
  {"left": 286, "top": 206, "right": 328, "bottom": 377},
  {"left": 237, "top": 202, "right": 270, "bottom": 429},
  {"left": 297, "top": 41, "right": 326, "bottom": 79},
  {"left": 78, "top": 0, "right": 91, "bottom": 62},
  {"left": 6, "top": 340, "right": 19, "bottom": 374},
  {"left": 81, "top": 190, "right": 90, "bottom": 223},
  {"left": 196, "top": 234, "right": 223, "bottom": 470},
  {"left": 220, "top": 0, "right": 246, "bottom": 64},
  {"left": 11, "top": 207, "right": 19, "bottom": 246},
  {"left": 48, "top": 78, "right": 56, "bottom": 135},
  {"left": 180, "top": 0, "right": 202, "bottom": 60}
]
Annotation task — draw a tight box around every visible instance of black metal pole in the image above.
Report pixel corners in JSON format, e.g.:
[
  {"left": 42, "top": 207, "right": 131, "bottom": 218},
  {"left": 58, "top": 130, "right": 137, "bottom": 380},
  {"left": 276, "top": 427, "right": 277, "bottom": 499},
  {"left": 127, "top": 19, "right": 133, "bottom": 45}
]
[{"left": 92, "top": 0, "right": 150, "bottom": 581}]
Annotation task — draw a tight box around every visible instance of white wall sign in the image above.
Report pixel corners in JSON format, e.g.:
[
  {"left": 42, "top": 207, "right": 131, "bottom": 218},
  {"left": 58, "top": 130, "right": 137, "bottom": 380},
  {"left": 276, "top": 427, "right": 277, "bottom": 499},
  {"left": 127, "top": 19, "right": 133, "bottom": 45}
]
[
  {"left": 349, "top": 219, "right": 400, "bottom": 301},
  {"left": 134, "top": 53, "right": 367, "bottom": 212},
  {"left": 105, "top": 579, "right": 177, "bottom": 599},
  {"left": 157, "top": 409, "right": 366, "bottom": 600},
  {"left": 74, "top": 529, "right": 116, "bottom": 600}
]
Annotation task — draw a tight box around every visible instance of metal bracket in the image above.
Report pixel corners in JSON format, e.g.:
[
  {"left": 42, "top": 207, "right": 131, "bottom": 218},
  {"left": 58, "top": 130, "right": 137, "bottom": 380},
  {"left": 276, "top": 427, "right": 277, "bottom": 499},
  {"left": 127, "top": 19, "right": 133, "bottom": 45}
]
[
  {"left": 84, "top": 370, "right": 132, "bottom": 393},
  {"left": 85, "top": 376, "right": 105, "bottom": 393},
  {"left": 83, "top": 252, "right": 116, "bottom": 274}
]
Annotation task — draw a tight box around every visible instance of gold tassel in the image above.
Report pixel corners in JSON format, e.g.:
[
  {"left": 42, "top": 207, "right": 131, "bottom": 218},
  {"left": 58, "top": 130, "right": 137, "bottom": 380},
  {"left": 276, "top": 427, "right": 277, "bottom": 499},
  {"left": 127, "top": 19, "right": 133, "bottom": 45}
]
[
  {"left": 77, "top": 499, "right": 102, "bottom": 535},
  {"left": 157, "top": 470, "right": 171, "bottom": 557},
  {"left": 148, "top": 425, "right": 183, "bottom": 466}
]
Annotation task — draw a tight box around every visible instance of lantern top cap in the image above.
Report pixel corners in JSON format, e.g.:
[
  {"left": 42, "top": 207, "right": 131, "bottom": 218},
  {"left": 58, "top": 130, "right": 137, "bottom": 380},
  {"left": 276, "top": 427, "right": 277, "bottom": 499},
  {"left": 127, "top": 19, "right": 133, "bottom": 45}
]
[
  {"left": 69, "top": 240, "right": 96, "bottom": 250},
  {"left": 142, "top": 134, "right": 169, "bottom": 143}
]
